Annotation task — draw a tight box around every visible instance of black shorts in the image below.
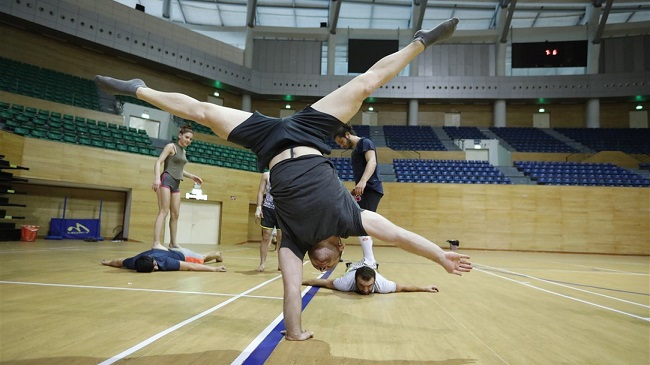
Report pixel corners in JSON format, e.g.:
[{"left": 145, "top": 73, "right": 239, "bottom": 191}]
[
  {"left": 260, "top": 206, "right": 280, "bottom": 230},
  {"left": 227, "top": 106, "right": 339, "bottom": 172},
  {"left": 357, "top": 188, "right": 383, "bottom": 212},
  {"left": 270, "top": 155, "right": 367, "bottom": 259}
]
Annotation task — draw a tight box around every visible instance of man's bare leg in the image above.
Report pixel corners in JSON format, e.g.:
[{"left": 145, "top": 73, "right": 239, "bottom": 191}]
[
  {"left": 311, "top": 18, "right": 459, "bottom": 124},
  {"left": 257, "top": 228, "right": 273, "bottom": 272},
  {"left": 94, "top": 76, "right": 251, "bottom": 139}
]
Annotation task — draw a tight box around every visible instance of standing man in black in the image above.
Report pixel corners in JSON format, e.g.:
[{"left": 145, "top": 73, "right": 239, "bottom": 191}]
[{"left": 334, "top": 124, "right": 383, "bottom": 271}]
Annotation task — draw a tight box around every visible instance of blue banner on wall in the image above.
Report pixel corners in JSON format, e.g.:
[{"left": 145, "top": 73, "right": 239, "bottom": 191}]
[{"left": 49, "top": 219, "right": 101, "bottom": 240}]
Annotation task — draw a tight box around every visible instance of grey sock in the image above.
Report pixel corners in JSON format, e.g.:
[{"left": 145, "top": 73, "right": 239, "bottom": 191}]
[
  {"left": 94, "top": 75, "right": 147, "bottom": 97},
  {"left": 413, "top": 18, "right": 459, "bottom": 47}
]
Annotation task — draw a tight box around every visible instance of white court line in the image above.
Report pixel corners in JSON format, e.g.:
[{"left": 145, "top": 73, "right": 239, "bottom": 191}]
[
  {"left": 230, "top": 260, "right": 312, "bottom": 365},
  {"left": 98, "top": 274, "right": 284, "bottom": 365},
  {"left": 0, "top": 281, "right": 282, "bottom": 300},
  {"left": 573, "top": 264, "right": 649, "bottom": 275},
  {"left": 482, "top": 267, "right": 648, "bottom": 276},
  {"left": 477, "top": 264, "right": 650, "bottom": 309},
  {"left": 475, "top": 267, "right": 650, "bottom": 322}
]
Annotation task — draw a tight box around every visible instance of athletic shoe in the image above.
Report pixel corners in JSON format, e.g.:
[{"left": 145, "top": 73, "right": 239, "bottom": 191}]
[{"left": 345, "top": 259, "right": 378, "bottom": 272}]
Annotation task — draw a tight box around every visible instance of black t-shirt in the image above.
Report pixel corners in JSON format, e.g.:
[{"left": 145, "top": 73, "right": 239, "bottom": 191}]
[
  {"left": 351, "top": 137, "right": 383, "bottom": 194},
  {"left": 270, "top": 155, "right": 367, "bottom": 258}
]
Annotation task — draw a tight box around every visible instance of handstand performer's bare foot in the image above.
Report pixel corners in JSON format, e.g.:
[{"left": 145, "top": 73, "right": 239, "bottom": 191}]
[
  {"left": 413, "top": 18, "right": 459, "bottom": 47},
  {"left": 94, "top": 75, "right": 147, "bottom": 96}
]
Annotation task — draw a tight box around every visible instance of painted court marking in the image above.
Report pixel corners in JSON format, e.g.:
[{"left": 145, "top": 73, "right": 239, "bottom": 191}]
[
  {"left": 0, "top": 280, "right": 283, "bottom": 300},
  {"left": 475, "top": 265, "right": 650, "bottom": 322},
  {"left": 96, "top": 274, "right": 285, "bottom": 365},
  {"left": 231, "top": 269, "right": 332, "bottom": 365}
]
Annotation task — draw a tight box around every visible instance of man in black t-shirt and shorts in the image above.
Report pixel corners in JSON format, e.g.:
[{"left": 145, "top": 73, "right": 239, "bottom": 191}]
[
  {"left": 95, "top": 18, "right": 472, "bottom": 342},
  {"left": 334, "top": 124, "right": 383, "bottom": 271}
]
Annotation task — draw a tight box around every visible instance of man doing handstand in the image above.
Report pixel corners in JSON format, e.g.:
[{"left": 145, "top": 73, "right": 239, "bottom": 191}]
[{"left": 95, "top": 18, "right": 471, "bottom": 341}]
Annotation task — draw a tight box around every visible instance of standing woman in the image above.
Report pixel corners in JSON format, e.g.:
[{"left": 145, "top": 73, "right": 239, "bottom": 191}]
[{"left": 152, "top": 125, "right": 203, "bottom": 249}]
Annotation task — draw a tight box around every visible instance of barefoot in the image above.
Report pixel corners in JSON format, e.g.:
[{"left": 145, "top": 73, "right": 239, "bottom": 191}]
[
  {"left": 152, "top": 243, "right": 168, "bottom": 250},
  {"left": 168, "top": 243, "right": 183, "bottom": 249},
  {"left": 256, "top": 264, "right": 265, "bottom": 272},
  {"left": 204, "top": 251, "right": 222, "bottom": 263}
]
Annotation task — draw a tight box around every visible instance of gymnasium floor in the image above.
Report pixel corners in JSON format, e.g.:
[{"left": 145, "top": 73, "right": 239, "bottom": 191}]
[{"left": 0, "top": 239, "right": 648, "bottom": 364}]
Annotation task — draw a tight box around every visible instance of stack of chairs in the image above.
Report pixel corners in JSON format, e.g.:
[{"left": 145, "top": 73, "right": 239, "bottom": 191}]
[{"left": 514, "top": 161, "right": 650, "bottom": 187}]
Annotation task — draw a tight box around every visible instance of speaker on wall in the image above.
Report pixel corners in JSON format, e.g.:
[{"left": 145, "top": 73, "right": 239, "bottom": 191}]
[{"left": 135, "top": 4, "right": 145, "bottom": 12}]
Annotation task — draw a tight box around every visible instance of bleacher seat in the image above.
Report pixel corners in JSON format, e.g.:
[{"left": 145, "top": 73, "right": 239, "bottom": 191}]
[
  {"left": 384, "top": 125, "right": 446, "bottom": 151},
  {"left": 514, "top": 161, "right": 650, "bottom": 187},
  {"left": 393, "top": 159, "right": 511, "bottom": 184}
]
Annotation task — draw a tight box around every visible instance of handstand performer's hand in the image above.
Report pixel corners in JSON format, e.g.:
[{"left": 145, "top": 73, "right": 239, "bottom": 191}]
[
  {"left": 280, "top": 329, "right": 314, "bottom": 341},
  {"left": 441, "top": 252, "right": 472, "bottom": 276}
]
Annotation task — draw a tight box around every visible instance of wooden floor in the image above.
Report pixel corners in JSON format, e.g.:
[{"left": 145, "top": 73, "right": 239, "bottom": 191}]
[{"left": 0, "top": 239, "right": 648, "bottom": 365}]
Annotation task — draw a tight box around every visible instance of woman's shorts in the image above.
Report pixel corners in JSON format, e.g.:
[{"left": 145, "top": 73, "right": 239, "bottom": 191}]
[{"left": 160, "top": 172, "right": 181, "bottom": 193}]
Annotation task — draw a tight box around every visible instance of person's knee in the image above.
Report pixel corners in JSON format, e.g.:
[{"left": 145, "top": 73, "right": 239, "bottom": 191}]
[
  {"left": 169, "top": 210, "right": 180, "bottom": 220},
  {"left": 357, "top": 71, "right": 382, "bottom": 96}
]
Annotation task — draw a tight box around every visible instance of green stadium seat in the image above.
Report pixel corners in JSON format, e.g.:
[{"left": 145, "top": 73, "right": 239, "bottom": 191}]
[
  {"left": 48, "top": 131, "right": 63, "bottom": 141},
  {"left": 30, "top": 130, "right": 47, "bottom": 139},
  {"left": 63, "top": 135, "right": 77, "bottom": 144},
  {"left": 4, "top": 120, "right": 19, "bottom": 130},
  {"left": 13, "top": 127, "right": 29, "bottom": 136}
]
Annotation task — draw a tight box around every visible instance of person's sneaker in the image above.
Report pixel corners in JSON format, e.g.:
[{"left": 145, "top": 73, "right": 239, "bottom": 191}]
[{"left": 345, "top": 259, "right": 378, "bottom": 272}]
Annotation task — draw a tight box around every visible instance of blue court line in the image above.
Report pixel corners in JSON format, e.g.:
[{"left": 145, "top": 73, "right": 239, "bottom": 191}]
[{"left": 241, "top": 269, "right": 334, "bottom": 365}]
